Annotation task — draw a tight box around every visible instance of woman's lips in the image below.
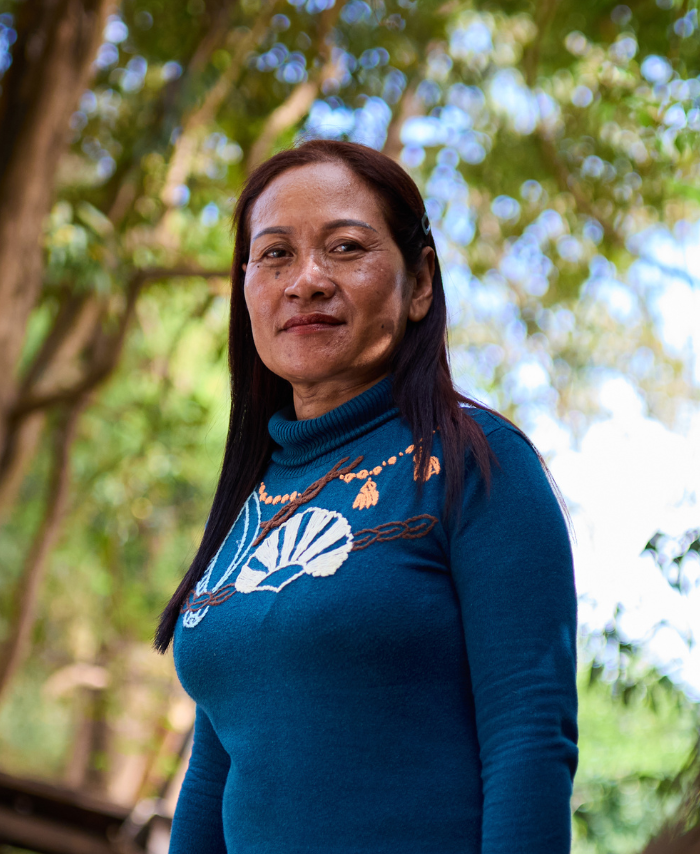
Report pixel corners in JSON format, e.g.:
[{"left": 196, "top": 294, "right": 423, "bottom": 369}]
[{"left": 281, "top": 313, "right": 344, "bottom": 334}]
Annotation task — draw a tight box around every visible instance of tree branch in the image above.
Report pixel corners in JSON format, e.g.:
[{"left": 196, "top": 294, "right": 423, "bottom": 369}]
[
  {"left": 160, "top": 0, "right": 282, "bottom": 207},
  {"left": 522, "top": 0, "right": 561, "bottom": 88},
  {"left": 246, "top": 3, "right": 342, "bottom": 172},
  {"left": 0, "top": 397, "right": 85, "bottom": 703},
  {"left": 105, "top": 0, "right": 244, "bottom": 225},
  {"left": 382, "top": 84, "right": 421, "bottom": 161},
  {"left": 9, "top": 266, "right": 229, "bottom": 421},
  {"left": 538, "top": 135, "right": 624, "bottom": 247},
  {"left": 247, "top": 80, "right": 323, "bottom": 172}
]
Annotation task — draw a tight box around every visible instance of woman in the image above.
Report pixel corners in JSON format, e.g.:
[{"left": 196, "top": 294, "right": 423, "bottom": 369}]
[{"left": 157, "top": 139, "right": 578, "bottom": 853}]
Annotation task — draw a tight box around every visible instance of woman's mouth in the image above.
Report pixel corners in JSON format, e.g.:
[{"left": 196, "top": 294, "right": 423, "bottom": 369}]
[{"left": 281, "top": 314, "right": 344, "bottom": 334}]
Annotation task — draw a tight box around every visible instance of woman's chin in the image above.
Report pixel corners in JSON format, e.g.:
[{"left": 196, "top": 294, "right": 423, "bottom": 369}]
[{"left": 277, "top": 363, "right": 349, "bottom": 386}]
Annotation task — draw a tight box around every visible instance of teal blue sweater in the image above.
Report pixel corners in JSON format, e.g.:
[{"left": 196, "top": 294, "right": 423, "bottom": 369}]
[{"left": 170, "top": 377, "right": 578, "bottom": 853}]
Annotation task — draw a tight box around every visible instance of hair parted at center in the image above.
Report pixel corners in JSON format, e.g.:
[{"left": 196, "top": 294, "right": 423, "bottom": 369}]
[{"left": 155, "top": 138, "right": 501, "bottom": 652}]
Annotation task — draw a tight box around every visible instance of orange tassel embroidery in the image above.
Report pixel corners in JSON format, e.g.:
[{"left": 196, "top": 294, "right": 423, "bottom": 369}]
[
  {"left": 413, "top": 455, "right": 441, "bottom": 482},
  {"left": 353, "top": 479, "right": 379, "bottom": 510}
]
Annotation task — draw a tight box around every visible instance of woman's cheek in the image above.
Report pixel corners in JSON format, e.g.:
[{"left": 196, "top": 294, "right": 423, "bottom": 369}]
[{"left": 245, "top": 285, "right": 276, "bottom": 355}]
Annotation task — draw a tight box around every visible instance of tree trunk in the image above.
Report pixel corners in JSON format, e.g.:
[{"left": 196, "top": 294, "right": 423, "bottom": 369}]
[
  {"left": 0, "top": 0, "right": 109, "bottom": 455},
  {"left": 642, "top": 826, "right": 700, "bottom": 854},
  {"left": 0, "top": 399, "right": 85, "bottom": 702},
  {"left": 0, "top": 293, "right": 102, "bottom": 520}
]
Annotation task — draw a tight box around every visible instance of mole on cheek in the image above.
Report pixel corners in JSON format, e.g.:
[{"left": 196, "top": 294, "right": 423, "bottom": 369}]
[{"left": 275, "top": 271, "right": 280, "bottom": 279}]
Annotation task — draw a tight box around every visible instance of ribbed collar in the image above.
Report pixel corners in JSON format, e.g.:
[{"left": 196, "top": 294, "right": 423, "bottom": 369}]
[{"left": 268, "top": 376, "right": 399, "bottom": 469}]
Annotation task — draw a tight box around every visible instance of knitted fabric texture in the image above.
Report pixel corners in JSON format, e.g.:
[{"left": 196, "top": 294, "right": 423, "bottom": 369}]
[{"left": 170, "top": 376, "right": 578, "bottom": 854}]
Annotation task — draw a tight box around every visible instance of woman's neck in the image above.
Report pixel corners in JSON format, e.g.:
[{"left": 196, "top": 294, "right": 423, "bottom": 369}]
[{"left": 291, "top": 372, "right": 389, "bottom": 420}]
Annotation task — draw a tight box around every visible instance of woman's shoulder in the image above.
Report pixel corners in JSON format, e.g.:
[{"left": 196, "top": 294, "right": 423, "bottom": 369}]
[
  {"left": 461, "top": 404, "right": 531, "bottom": 449},
  {"left": 460, "top": 406, "right": 556, "bottom": 498}
]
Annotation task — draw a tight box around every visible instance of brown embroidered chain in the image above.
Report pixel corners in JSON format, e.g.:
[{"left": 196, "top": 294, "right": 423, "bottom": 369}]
[
  {"left": 181, "top": 583, "right": 238, "bottom": 613},
  {"left": 181, "top": 513, "right": 439, "bottom": 613},
  {"left": 251, "top": 455, "right": 364, "bottom": 547},
  {"left": 181, "top": 463, "right": 439, "bottom": 614},
  {"left": 352, "top": 514, "right": 438, "bottom": 551}
]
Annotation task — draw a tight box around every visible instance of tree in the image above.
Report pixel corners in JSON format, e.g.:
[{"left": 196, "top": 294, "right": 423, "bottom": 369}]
[
  {"left": 0, "top": 0, "right": 109, "bottom": 456},
  {"left": 0, "top": 0, "right": 698, "bottom": 840},
  {"left": 573, "top": 529, "right": 700, "bottom": 852}
]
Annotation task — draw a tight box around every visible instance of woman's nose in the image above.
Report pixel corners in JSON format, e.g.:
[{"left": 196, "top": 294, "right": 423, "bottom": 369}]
[{"left": 284, "top": 252, "right": 335, "bottom": 300}]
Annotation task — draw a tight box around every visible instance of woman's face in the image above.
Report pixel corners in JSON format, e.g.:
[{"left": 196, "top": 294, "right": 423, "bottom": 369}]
[{"left": 243, "top": 162, "right": 434, "bottom": 396}]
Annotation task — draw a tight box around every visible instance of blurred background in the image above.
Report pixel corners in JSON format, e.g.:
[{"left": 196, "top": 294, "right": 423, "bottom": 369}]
[{"left": 0, "top": 0, "right": 699, "bottom": 851}]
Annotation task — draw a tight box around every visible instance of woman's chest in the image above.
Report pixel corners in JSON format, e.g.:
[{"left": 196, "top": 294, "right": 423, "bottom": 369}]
[{"left": 174, "top": 448, "right": 467, "bottom": 699}]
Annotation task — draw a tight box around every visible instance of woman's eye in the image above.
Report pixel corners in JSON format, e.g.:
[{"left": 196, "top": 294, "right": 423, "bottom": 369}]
[
  {"left": 263, "top": 247, "right": 289, "bottom": 259},
  {"left": 333, "top": 241, "right": 361, "bottom": 253}
]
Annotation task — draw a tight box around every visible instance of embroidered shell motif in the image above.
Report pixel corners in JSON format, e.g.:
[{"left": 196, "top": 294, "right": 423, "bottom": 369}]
[
  {"left": 235, "top": 508, "right": 353, "bottom": 594},
  {"left": 183, "top": 492, "right": 263, "bottom": 628}
]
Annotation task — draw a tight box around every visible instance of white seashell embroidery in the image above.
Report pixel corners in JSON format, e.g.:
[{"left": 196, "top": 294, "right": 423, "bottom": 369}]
[
  {"left": 183, "top": 492, "right": 262, "bottom": 628},
  {"left": 235, "top": 507, "right": 353, "bottom": 594}
]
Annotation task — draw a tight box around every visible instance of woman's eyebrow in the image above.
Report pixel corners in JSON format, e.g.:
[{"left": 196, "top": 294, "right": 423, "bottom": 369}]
[
  {"left": 323, "top": 218, "right": 377, "bottom": 233},
  {"left": 252, "top": 226, "right": 293, "bottom": 241},
  {"left": 252, "top": 219, "right": 377, "bottom": 241}
]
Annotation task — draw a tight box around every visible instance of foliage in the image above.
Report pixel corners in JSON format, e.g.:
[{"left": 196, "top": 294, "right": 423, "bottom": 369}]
[
  {"left": 0, "top": 0, "right": 698, "bottom": 845},
  {"left": 572, "top": 528, "right": 700, "bottom": 852},
  {"left": 574, "top": 665, "right": 698, "bottom": 854}
]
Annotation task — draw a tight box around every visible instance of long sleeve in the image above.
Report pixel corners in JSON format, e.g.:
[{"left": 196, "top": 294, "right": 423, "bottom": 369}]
[
  {"left": 449, "top": 423, "right": 579, "bottom": 854},
  {"left": 169, "top": 705, "right": 230, "bottom": 854}
]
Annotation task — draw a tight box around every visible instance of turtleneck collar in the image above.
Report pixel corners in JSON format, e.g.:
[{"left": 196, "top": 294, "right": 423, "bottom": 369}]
[{"left": 268, "top": 376, "right": 399, "bottom": 469}]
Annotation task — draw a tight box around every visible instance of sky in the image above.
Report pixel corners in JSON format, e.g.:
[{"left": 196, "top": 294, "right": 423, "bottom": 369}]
[{"left": 532, "top": 229, "right": 700, "bottom": 699}]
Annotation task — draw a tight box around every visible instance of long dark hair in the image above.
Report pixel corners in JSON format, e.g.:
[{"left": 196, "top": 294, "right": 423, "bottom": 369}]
[{"left": 155, "top": 139, "right": 506, "bottom": 653}]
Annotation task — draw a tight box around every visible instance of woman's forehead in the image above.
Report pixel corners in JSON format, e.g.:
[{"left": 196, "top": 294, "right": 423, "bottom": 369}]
[{"left": 249, "top": 162, "right": 386, "bottom": 231}]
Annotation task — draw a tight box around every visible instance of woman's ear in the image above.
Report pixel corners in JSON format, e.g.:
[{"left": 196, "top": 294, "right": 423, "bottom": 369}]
[
  {"left": 242, "top": 263, "right": 247, "bottom": 273},
  {"left": 408, "top": 246, "right": 435, "bottom": 323}
]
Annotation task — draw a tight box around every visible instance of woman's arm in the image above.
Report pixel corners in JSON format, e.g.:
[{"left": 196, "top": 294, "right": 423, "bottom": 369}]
[
  {"left": 170, "top": 705, "right": 230, "bottom": 853},
  {"left": 449, "top": 423, "right": 579, "bottom": 854}
]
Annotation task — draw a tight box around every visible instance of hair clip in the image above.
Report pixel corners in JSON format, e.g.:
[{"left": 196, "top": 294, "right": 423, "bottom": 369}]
[{"left": 421, "top": 211, "right": 431, "bottom": 235}]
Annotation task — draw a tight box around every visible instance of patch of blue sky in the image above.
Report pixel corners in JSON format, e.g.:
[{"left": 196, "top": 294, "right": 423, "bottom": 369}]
[
  {"left": 443, "top": 263, "right": 471, "bottom": 325},
  {"left": 437, "top": 147, "right": 460, "bottom": 168},
  {"left": 447, "top": 83, "right": 485, "bottom": 118},
  {"left": 358, "top": 47, "right": 389, "bottom": 69},
  {"left": 424, "top": 197, "right": 444, "bottom": 225},
  {"left": 416, "top": 79, "right": 441, "bottom": 107},
  {"left": 641, "top": 54, "right": 673, "bottom": 84},
  {"left": 382, "top": 69, "right": 407, "bottom": 105},
  {"left": 651, "top": 280, "right": 700, "bottom": 381},
  {"left": 440, "top": 104, "right": 473, "bottom": 134},
  {"left": 466, "top": 274, "right": 514, "bottom": 324},
  {"left": 306, "top": 100, "right": 355, "bottom": 138},
  {"left": 626, "top": 222, "right": 700, "bottom": 381},
  {"left": 552, "top": 374, "right": 700, "bottom": 696},
  {"left": 488, "top": 68, "right": 539, "bottom": 135},
  {"left": 400, "top": 146, "right": 425, "bottom": 168},
  {"left": 586, "top": 277, "right": 641, "bottom": 324},
  {"left": 120, "top": 56, "right": 147, "bottom": 92},
  {"left": 491, "top": 195, "right": 520, "bottom": 222},
  {"left": 200, "top": 203, "right": 220, "bottom": 227},
  {"left": 95, "top": 43, "right": 119, "bottom": 69},
  {"left": 499, "top": 240, "right": 553, "bottom": 296},
  {"left": 535, "top": 90, "right": 561, "bottom": 132},
  {"left": 350, "top": 96, "right": 392, "bottom": 149},
  {"left": 256, "top": 44, "right": 289, "bottom": 71},
  {"left": 449, "top": 19, "right": 493, "bottom": 59},
  {"left": 339, "top": 0, "right": 373, "bottom": 24},
  {"left": 557, "top": 235, "right": 585, "bottom": 264},
  {"left": 444, "top": 204, "right": 476, "bottom": 246},
  {"left": 400, "top": 115, "right": 445, "bottom": 147},
  {"left": 505, "top": 359, "right": 553, "bottom": 406},
  {"left": 426, "top": 165, "right": 467, "bottom": 203},
  {"left": 456, "top": 132, "right": 487, "bottom": 164},
  {"left": 0, "top": 18, "right": 16, "bottom": 77},
  {"left": 535, "top": 208, "right": 566, "bottom": 240},
  {"left": 104, "top": 15, "right": 128, "bottom": 44}
]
